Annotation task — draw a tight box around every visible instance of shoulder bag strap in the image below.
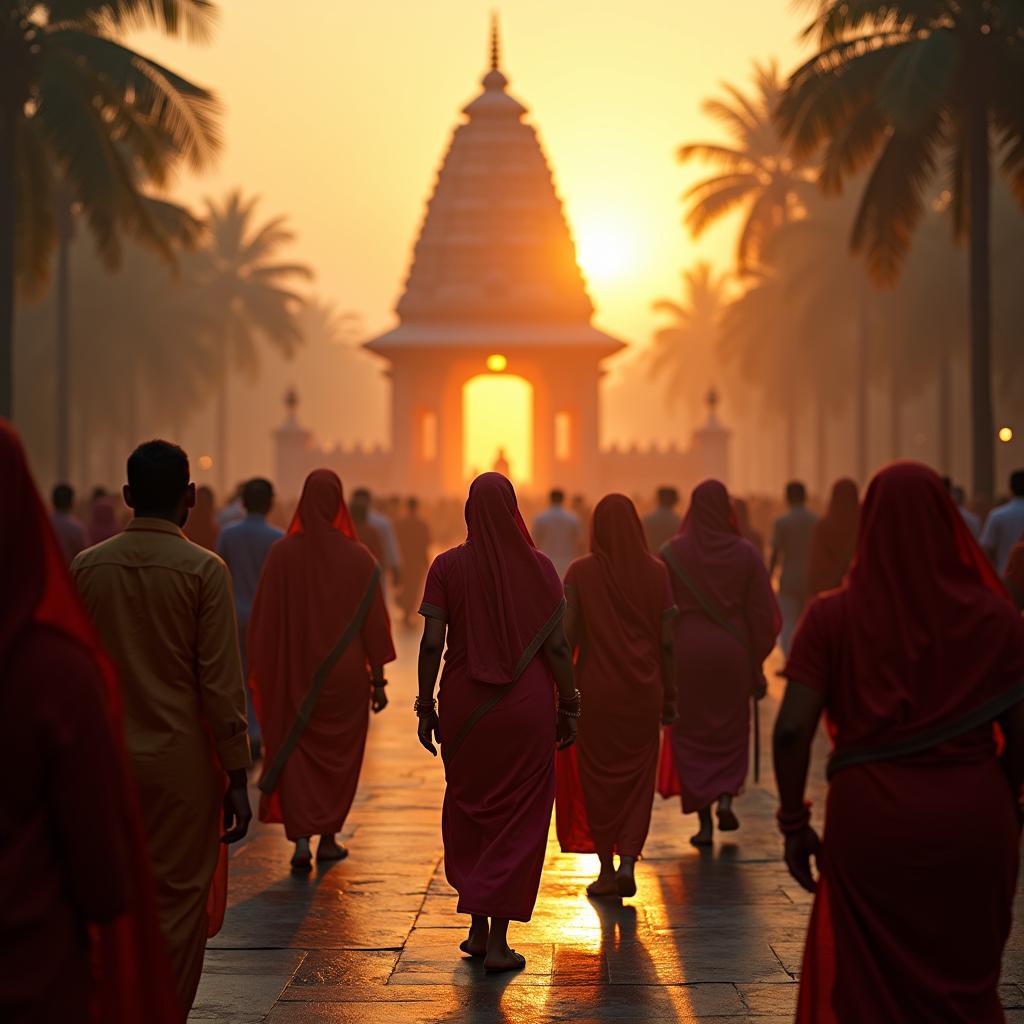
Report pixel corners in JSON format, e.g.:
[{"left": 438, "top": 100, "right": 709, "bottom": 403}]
[{"left": 260, "top": 564, "right": 383, "bottom": 795}]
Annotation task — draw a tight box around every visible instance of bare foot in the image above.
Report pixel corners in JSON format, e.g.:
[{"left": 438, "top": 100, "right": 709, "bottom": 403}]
[
  {"left": 586, "top": 869, "right": 619, "bottom": 898},
  {"left": 484, "top": 947, "right": 527, "bottom": 973},
  {"left": 717, "top": 797, "right": 739, "bottom": 832},
  {"left": 616, "top": 859, "right": 637, "bottom": 898},
  {"left": 459, "top": 918, "right": 489, "bottom": 958},
  {"left": 291, "top": 837, "right": 313, "bottom": 872},
  {"left": 316, "top": 836, "right": 348, "bottom": 862}
]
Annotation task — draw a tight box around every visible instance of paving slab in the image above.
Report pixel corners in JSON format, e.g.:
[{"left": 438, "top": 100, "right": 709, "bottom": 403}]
[{"left": 191, "top": 633, "right": 1024, "bottom": 1022}]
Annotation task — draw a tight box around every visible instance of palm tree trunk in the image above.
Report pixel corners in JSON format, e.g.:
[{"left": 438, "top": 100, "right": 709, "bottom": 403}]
[
  {"left": 55, "top": 195, "right": 74, "bottom": 481},
  {"left": 815, "top": 392, "right": 827, "bottom": 499},
  {"left": 890, "top": 360, "right": 902, "bottom": 460},
  {"left": 76, "top": 395, "right": 90, "bottom": 491},
  {"left": 125, "top": 350, "right": 138, "bottom": 449},
  {"left": 967, "top": 89, "right": 994, "bottom": 500},
  {"left": 0, "top": 104, "right": 17, "bottom": 421},
  {"left": 783, "top": 407, "right": 797, "bottom": 481},
  {"left": 937, "top": 351, "right": 953, "bottom": 475},
  {"left": 856, "top": 287, "right": 870, "bottom": 484},
  {"left": 216, "top": 344, "right": 228, "bottom": 494}
]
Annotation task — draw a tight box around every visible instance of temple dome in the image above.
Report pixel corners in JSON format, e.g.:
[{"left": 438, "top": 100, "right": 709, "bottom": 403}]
[{"left": 367, "top": 20, "right": 621, "bottom": 356}]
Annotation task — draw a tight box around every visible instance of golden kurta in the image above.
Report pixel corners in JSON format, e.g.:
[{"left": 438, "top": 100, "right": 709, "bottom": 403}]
[{"left": 72, "top": 518, "right": 250, "bottom": 1013}]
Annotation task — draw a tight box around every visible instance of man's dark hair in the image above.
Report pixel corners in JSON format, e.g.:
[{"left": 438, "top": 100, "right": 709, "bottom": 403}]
[
  {"left": 52, "top": 483, "right": 74, "bottom": 512},
  {"left": 550, "top": 489, "right": 565, "bottom": 505},
  {"left": 1010, "top": 470, "right": 1024, "bottom": 497},
  {"left": 353, "top": 487, "right": 371, "bottom": 502},
  {"left": 785, "top": 480, "right": 807, "bottom": 505},
  {"left": 656, "top": 486, "right": 678, "bottom": 508},
  {"left": 243, "top": 477, "right": 275, "bottom": 515},
  {"left": 408, "top": 496, "right": 419, "bottom": 513},
  {"left": 127, "top": 440, "right": 190, "bottom": 513}
]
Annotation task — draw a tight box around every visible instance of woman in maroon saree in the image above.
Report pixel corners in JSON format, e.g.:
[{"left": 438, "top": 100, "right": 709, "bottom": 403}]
[
  {"left": 775, "top": 463, "right": 1024, "bottom": 1023},
  {"left": 416, "top": 473, "right": 578, "bottom": 973},
  {"left": 556, "top": 494, "right": 677, "bottom": 898},
  {"left": 249, "top": 470, "right": 396, "bottom": 870},
  {"left": 806, "top": 478, "right": 859, "bottom": 597},
  {"left": 660, "top": 480, "right": 780, "bottom": 846},
  {"left": 0, "top": 419, "right": 181, "bottom": 1023}
]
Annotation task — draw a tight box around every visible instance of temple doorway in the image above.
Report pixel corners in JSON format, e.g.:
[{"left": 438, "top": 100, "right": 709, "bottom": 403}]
[{"left": 462, "top": 373, "right": 534, "bottom": 485}]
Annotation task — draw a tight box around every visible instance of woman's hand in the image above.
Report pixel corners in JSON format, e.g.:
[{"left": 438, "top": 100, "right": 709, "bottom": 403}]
[
  {"left": 661, "top": 699, "right": 679, "bottom": 725},
  {"left": 557, "top": 712, "right": 578, "bottom": 749},
  {"left": 417, "top": 711, "right": 440, "bottom": 757},
  {"left": 371, "top": 684, "right": 388, "bottom": 714},
  {"left": 783, "top": 825, "right": 821, "bottom": 893}
]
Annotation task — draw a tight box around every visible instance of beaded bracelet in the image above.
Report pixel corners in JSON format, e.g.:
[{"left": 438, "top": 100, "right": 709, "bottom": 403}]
[
  {"left": 776, "top": 801, "right": 812, "bottom": 836},
  {"left": 414, "top": 696, "right": 437, "bottom": 718},
  {"left": 558, "top": 688, "right": 582, "bottom": 718}
]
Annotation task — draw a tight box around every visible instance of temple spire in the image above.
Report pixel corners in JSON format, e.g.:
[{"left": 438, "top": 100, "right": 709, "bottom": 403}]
[{"left": 490, "top": 12, "right": 501, "bottom": 71}]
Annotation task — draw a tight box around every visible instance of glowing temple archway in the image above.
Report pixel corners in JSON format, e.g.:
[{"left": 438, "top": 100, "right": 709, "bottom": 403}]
[{"left": 463, "top": 373, "right": 534, "bottom": 484}]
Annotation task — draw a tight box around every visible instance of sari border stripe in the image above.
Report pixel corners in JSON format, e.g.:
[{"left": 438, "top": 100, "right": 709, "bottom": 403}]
[{"left": 827, "top": 680, "right": 1024, "bottom": 779}]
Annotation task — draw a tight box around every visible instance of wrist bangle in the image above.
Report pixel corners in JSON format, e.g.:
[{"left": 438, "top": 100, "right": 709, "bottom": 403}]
[
  {"left": 414, "top": 696, "right": 437, "bottom": 718},
  {"left": 776, "top": 801, "right": 812, "bottom": 836},
  {"left": 558, "top": 688, "right": 582, "bottom": 717}
]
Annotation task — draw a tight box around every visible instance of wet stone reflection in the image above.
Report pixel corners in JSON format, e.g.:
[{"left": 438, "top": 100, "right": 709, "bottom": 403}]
[{"left": 191, "top": 637, "right": 1024, "bottom": 1022}]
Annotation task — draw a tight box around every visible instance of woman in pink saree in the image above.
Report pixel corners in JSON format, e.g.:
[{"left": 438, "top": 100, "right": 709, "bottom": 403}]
[{"left": 415, "top": 474, "right": 578, "bottom": 973}]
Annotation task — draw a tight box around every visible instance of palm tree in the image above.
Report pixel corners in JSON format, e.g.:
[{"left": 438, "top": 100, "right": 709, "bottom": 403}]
[
  {"left": 14, "top": 234, "right": 216, "bottom": 484},
  {"left": 192, "top": 191, "right": 312, "bottom": 489},
  {"left": 776, "top": 1, "right": 1024, "bottom": 499},
  {"left": 678, "top": 61, "right": 816, "bottom": 273},
  {"left": 648, "top": 262, "right": 729, "bottom": 430},
  {"left": 2, "top": 0, "right": 221, "bottom": 425}
]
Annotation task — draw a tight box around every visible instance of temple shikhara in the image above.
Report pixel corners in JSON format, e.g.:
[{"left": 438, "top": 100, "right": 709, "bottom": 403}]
[{"left": 275, "top": 23, "right": 728, "bottom": 499}]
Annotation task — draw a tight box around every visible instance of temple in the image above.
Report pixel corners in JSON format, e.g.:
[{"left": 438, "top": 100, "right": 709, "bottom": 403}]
[{"left": 275, "top": 21, "right": 728, "bottom": 499}]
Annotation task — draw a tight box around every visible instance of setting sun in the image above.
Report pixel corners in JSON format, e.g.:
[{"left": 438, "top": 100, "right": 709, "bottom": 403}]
[{"left": 575, "top": 220, "right": 636, "bottom": 282}]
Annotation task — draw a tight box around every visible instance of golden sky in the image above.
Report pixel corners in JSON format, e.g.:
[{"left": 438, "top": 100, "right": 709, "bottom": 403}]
[{"left": 134, "top": 0, "right": 808, "bottom": 350}]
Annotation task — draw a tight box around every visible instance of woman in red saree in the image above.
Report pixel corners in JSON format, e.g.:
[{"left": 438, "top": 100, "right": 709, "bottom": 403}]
[
  {"left": 805, "top": 478, "right": 859, "bottom": 597},
  {"left": 556, "top": 494, "right": 677, "bottom": 898},
  {"left": 660, "top": 480, "right": 780, "bottom": 846},
  {"left": 0, "top": 419, "right": 181, "bottom": 1023},
  {"left": 775, "top": 462, "right": 1024, "bottom": 1023},
  {"left": 249, "top": 469, "right": 396, "bottom": 870},
  {"left": 416, "top": 473, "right": 578, "bottom": 973}
]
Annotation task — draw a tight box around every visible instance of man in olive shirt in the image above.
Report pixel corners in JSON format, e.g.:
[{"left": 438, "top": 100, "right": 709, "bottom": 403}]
[{"left": 72, "top": 440, "right": 251, "bottom": 1014}]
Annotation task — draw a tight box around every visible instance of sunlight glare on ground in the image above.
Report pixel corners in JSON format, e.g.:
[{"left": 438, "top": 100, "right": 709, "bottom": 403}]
[{"left": 463, "top": 373, "right": 533, "bottom": 484}]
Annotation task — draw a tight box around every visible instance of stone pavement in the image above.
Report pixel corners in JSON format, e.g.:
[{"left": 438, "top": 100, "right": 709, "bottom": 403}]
[{"left": 191, "top": 631, "right": 1024, "bottom": 1023}]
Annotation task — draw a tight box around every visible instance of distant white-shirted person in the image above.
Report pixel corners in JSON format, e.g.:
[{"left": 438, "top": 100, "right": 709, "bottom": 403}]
[
  {"left": 980, "top": 469, "right": 1024, "bottom": 575},
  {"left": 769, "top": 480, "right": 817, "bottom": 656},
  {"left": 533, "top": 488, "right": 581, "bottom": 581}
]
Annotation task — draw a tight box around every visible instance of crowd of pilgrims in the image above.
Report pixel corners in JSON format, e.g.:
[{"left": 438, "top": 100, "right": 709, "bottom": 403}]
[{"left": 6, "top": 412, "right": 1024, "bottom": 1021}]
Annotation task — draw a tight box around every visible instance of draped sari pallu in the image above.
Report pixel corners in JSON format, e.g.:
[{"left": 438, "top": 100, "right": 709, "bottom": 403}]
[
  {"left": 422, "top": 473, "right": 565, "bottom": 924},
  {"left": 657, "top": 541, "right": 771, "bottom": 794},
  {"left": 440, "top": 599, "right": 566, "bottom": 769},
  {"left": 259, "top": 565, "right": 383, "bottom": 796},
  {"left": 787, "top": 462, "right": 1024, "bottom": 1024},
  {"left": 249, "top": 469, "right": 396, "bottom": 841}
]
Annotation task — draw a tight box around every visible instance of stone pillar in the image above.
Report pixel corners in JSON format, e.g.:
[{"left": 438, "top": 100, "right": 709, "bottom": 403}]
[
  {"left": 691, "top": 389, "right": 731, "bottom": 485},
  {"left": 273, "top": 389, "right": 314, "bottom": 500}
]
